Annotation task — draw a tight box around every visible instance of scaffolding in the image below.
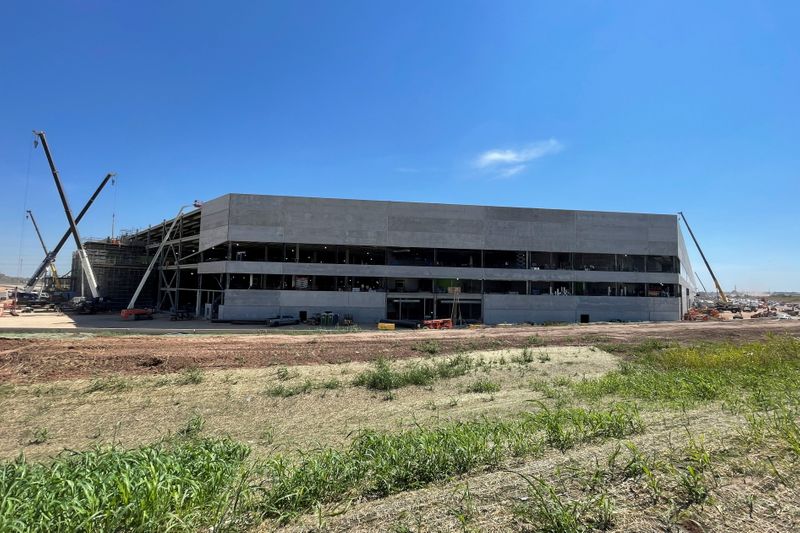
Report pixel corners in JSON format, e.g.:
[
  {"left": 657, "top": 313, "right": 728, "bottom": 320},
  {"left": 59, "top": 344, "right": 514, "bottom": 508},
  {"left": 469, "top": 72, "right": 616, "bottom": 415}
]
[{"left": 71, "top": 241, "right": 155, "bottom": 308}]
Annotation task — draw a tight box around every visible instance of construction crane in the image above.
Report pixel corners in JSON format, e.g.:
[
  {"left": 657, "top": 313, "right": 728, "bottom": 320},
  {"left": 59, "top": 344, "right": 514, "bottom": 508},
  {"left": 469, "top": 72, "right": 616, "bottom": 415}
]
[
  {"left": 694, "top": 272, "right": 709, "bottom": 294},
  {"left": 32, "top": 131, "right": 104, "bottom": 300},
  {"left": 23, "top": 173, "right": 114, "bottom": 292},
  {"left": 678, "top": 211, "right": 728, "bottom": 304},
  {"left": 26, "top": 210, "right": 63, "bottom": 291}
]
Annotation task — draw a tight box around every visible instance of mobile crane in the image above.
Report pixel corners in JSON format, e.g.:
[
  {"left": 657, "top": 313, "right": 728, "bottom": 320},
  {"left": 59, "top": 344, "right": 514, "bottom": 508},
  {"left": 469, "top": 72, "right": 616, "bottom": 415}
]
[
  {"left": 26, "top": 210, "right": 63, "bottom": 292},
  {"left": 31, "top": 131, "right": 112, "bottom": 312},
  {"left": 678, "top": 211, "right": 728, "bottom": 304}
]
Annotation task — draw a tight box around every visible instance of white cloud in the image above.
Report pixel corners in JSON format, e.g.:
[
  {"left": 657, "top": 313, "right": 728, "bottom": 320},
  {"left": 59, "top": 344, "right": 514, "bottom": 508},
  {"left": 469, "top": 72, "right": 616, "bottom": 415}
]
[
  {"left": 497, "top": 164, "right": 527, "bottom": 178},
  {"left": 474, "top": 139, "right": 563, "bottom": 178}
]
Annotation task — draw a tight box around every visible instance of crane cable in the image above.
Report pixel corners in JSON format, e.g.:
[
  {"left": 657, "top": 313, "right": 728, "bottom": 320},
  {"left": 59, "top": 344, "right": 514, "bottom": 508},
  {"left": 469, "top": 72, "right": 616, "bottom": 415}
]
[
  {"left": 110, "top": 175, "right": 118, "bottom": 240},
  {"left": 15, "top": 134, "right": 35, "bottom": 279}
]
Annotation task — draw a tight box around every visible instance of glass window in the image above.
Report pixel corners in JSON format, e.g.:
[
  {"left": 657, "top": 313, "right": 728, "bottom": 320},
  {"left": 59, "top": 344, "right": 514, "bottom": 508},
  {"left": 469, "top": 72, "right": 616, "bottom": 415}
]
[{"left": 484, "top": 250, "right": 526, "bottom": 269}]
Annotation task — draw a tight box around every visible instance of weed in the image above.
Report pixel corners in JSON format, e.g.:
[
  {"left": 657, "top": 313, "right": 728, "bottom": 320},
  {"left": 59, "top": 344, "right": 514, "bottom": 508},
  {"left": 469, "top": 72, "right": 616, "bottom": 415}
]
[
  {"left": 321, "top": 378, "right": 341, "bottom": 390},
  {"left": 28, "top": 427, "right": 49, "bottom": 445},
  {"left": 260, "top": 426, "right": 275, "bottom": 445},
  {"left": 176, "top": 367, "right": 204, "bottom": 385},
  {"left": 178, "top": 414, "right": 205, "bottom": 438},
  {"left": 266, "top": 380, "right": 313, "bottom": 397},
  {"left": 84, "top": 376, "right": 132, "bottom": 394},
  {"left": 512, "top": 472, "right": 615, "bottom": 532},
  {"left": 0, "top": 436, "right": 250, "bottom": 531},
  {"left": 412, "top": 340, "right": 440, "bottom": 355},
  {"left": 513, "top": 347, "right": 535, "bottom": 364},
  {"left": 256, "top": 405, "right": 642, "bottom": 522},
  {"left": 354, "top": 355, "right": 472, "bottom": 391},
  {"left": 538, "top": 352, "right": 551, "bottom": 363},
  {"left": 465, "top": 378, "right": 500, "bottom": 394},
  {"left": 677, "top": 465, "right": 710, "bottom": 506},
  {"left": 276, "top": 367, "right": 291, "bottom": 381}
]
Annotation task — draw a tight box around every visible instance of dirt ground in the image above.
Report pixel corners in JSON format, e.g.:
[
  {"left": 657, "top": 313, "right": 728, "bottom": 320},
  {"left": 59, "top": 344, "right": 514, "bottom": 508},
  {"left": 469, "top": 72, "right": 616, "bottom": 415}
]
[
  {"left": 0, "top": 346, "right": 611, "bottom": 461},
  {"left": 1, "top": 320, "right": 799, "bottom": 384}
]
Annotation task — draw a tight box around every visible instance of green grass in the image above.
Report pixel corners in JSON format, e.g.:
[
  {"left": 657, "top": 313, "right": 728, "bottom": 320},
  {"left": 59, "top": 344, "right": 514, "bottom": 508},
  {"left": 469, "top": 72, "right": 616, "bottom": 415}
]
[
  {"left": 464, "top": 377, "right": 500, "bottom": 394},
  {"left": 256, "top": 404, "right": 643, "bottom": 522},
  {"left": 175, "top": 367, "right": 205, "bottom": 385},
  {"left": 574, "top": 336, "right": 800, "bottom": 407},
  {"left": 353, "top": 355, "right": 473, "bottom": 391},
  {"left": 265, "top": 380, "right": 314, "bottom": 397},
  {"left": 84, "top": 377, "right": 132, "bottom": 394},
  {"left": 0, "top": 436, "right": 250, "bottom": 532}
]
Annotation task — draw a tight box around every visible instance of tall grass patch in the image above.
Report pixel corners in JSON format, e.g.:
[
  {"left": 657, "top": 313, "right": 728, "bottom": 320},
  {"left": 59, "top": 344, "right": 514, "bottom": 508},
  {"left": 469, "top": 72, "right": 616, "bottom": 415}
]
[
  {"left": 256, "top": 404, "right": 643, "bottom": 522},
  {"left": 353, "top": 355, "right": 473, "bottom": 391},
  {"left": 575, "top": 336, "right": 800, "bottom": 405},
  {"left": 0, "top": 437, "right": 250, "bottom": 532}
]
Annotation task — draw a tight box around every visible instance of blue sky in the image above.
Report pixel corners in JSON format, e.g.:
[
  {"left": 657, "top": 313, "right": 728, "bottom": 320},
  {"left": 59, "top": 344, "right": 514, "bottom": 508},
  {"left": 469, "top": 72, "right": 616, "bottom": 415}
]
[{"left": 1, "top": 1, "right": 798, "bottom": 291}]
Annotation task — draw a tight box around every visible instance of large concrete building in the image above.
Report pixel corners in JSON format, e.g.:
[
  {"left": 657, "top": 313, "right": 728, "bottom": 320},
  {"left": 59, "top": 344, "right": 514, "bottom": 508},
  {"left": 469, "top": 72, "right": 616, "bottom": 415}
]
[{"left": 77, "top": 193, "right": 696, "bottom": 324}]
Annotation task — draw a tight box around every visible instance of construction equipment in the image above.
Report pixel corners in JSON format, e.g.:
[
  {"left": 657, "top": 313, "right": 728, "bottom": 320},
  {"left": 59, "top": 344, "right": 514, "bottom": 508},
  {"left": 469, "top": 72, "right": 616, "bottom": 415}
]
[
  {"left": 26, "top": 210, "right": 63, "bottom": 291},
  {"left": 122, "top": 205, "right": 189, "bottom": 319},
  {"left": 23, "top": 172, "right": 114, "bottom": 293},
  {"left": 694, "top": 272, "right": 709, "bottom": 294},
  {"left": 31, "top": 131, "right": 104, "bottom": 300},
  {"left": 678, "top": 211, "right": 728, "bottom": 304}
]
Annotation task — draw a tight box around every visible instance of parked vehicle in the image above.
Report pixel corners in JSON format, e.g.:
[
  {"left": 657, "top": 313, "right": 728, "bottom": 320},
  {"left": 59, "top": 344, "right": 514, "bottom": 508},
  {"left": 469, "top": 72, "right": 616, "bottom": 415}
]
[{"left": 267, "top": 315, "right": 300, "bottom": 327}]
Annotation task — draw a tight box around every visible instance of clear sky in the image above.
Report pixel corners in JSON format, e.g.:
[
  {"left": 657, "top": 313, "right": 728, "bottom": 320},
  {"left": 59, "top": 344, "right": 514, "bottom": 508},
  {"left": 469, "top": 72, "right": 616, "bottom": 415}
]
[{"left": 1, "top": 1, "right": 798, "bottom": 292}]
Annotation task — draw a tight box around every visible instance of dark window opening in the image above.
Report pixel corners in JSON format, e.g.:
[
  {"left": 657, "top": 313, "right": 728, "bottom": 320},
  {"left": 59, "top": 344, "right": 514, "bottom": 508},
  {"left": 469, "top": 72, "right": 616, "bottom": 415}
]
[
  {"left": 484, "top": 250, "right": 526, "bottom": 269},
  {"left": 435, "top": 248, "right": 481, "bottom": 268},
  {"left": 388, "top": 247, "right": 434, "bottom": 266},
  {"left": 349, "top": 246, "right": 386, "bottom": 265},
  {"left": 484, "top": 279, "right": 527, "bottom": 294},
  {"left": 574, "top": 253, "right": 616, "bottom": 271},
  {"left": 298, "top": 244, "right": 339, "bottom": 264}
]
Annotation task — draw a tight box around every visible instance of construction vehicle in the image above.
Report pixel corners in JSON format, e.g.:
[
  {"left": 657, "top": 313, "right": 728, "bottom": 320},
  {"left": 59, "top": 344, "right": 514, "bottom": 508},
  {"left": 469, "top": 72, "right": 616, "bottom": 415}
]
[
  {"left": 122, "top": 205, "right": 190, "bottom": 320},
  {"left": 30, "top": 131, "right": 112, "bottom": 311},
  {"left": 25, "top": 210, "right": 64, "bottom": 293},
  {"left": 678, "top": 211, "right": 728, "bottom": 304},
  {"left": 22, "top": 172, "right": 113, "bottom": 294}
]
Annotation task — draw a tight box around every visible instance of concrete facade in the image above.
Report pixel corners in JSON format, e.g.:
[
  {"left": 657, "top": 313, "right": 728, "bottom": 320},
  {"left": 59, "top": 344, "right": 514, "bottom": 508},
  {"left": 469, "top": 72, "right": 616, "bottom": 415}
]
[{"left": 180, "top": 193, "right": 696, "bottom": 324}]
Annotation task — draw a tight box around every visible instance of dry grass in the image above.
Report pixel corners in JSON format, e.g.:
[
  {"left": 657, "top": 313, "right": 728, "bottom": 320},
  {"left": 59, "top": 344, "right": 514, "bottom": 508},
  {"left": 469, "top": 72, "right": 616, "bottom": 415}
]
[{"left": 0, "top": 346, "right": 613, "bottom": 461}]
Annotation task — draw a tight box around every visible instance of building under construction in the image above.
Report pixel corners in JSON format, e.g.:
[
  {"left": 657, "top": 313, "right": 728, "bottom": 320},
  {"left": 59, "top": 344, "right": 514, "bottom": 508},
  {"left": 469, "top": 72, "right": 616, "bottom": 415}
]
[{"left": 72, "top": 194, "right": 696, "bottom": 324}]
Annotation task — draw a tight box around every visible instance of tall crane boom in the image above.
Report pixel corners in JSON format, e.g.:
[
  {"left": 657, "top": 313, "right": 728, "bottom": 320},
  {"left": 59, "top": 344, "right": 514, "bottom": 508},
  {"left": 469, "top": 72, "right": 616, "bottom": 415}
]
[
  {"left": 24, "top": 173, "right": 114, "bottom": 291},
  {"left": 26, "top": 210, "right": 62, "bottom": 291},
  {"left": 678, "top": 211, "right": 728, "bottom": 303},
  {"left": 32, "top": 131, "right": 102, "bottom": 299}
]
